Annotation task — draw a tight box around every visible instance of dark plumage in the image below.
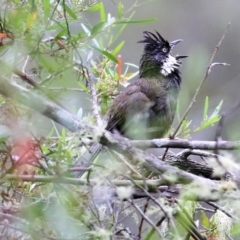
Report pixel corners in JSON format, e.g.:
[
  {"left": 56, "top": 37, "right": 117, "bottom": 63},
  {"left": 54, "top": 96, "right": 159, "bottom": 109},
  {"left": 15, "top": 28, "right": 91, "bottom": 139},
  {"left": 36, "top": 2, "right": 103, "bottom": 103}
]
[
  {"left": 73, "top": 31, "right": 187, "bottom": 177},
  {"left": 106, "top": 31, "right": 186, "bottom": 139}
]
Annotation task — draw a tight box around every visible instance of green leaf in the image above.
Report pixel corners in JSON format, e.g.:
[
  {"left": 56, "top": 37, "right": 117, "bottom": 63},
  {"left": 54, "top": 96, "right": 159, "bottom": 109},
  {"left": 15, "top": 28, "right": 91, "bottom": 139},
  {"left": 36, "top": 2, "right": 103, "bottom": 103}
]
[
  {"left": 116, "top": 18, "right": 156, "bottom": 24},
  {"left": 91, "top": 22, "right": 105, "bottom": 36},
  {"left": 0, "top": 136, "right": 9, "bottom": 143},
  {"left": 63, "top": 3, "right": 77, "bottom": 20},
  {"left": 203, "top": 96, "right": 209, "bottom": 121},
  {"left": 112, "top": 41, "right": 125, "bottom": 56},
  {"left": 87, "top": 3, "right": 102, "bottom": 12},
  {"left": 58, "top": 138, "right": 62, "bottom": 154},
  {"left": 56, "top": 28, "right": 68, "bottom": 39},
  {"left": 99, "top": 3, "right": 106, "bottom": 22},
  {"left": 231, "top": 223, "right": 240, "bottom": 235},
  {"left": 201, "top": 210, "right": 210, "bottom": 229},
  {"left": 93, "top": 46, "right": 118, "bottom": 63},
  {"left": 183, "top": 128, "right": 191, "bottom": 136},
  {"left": 195, "top": 115, "right": 220, "bottom": 132},
  {"left": 48, "top": 22, "right": 66, "bottom": 30},
  {"left": 117, "top": 2, "right": 123, "bottom": 19},
  {"left": 77, "top": 82, "right": 89, "bottom": 92},
  {"left": 87, "top": 2, "right": 105, "bottom": 22},
  {"left": 61, "top": 128, "right": 66, "bottom": 144},
  {"left": 38, "top": 55, "right": 52, "bottom": 71},
  {"left": 41, "top": 145, "right": 49, "bottom": 155},
  {"left": 43, "top": 0, "right": 50, "bottom": 22},
  {"left": 177, "top": 119, "right": 192, "bottom": 136},
  {"left": 209, "top": 100, "right": 223, "bottom": 119}
]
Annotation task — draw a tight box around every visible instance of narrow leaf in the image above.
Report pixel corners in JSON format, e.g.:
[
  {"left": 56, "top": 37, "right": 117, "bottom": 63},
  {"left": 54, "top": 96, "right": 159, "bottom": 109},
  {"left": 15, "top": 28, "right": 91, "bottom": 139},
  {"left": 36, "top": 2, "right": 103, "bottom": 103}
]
[
  {"left": 56, "top": 28, "right": 68, "bottom": 39},
  {"left": 99, "top": 3, "right": 106, "bottom": 22},
  {"left": 116, "top": 18, "right": 156, "bottom": 24},
  {"left": 209, "top": 100, "right": 223, "bottom": 119},
  {"left": 196, "top": 116, "right": 220, "bottom": 131},
  {"left": 91, "top": 22, "right": 105, "bottom": 35},
  {"left": 77, "top": 82, "right": 89, "bottom": 92},
  {"left": 201, "top": 211, "right": 210, "bottom": 229},
  {"left": 63, "top": 3, "right": 77, "bottom": 20},
  {"left": 93, "top": 46, "right": 118, "bottom": 63},
  {"left": 87, "top": 3, "right": 101, "bottom": 12},
  {"left": 117, "top": 2, "right": 123, "bottom": 19},
  {"left": 203, "top": 96, "right": 209, "bottom": 121},
  {"left": 112, "top": 41, "right": 125, "bottom": 56},
  {"left": 61, "top": 128, "right": 66, "bottom": 145},
  {"left": 43, "top": 0, "right": 50, "bottom": 22},
  {"left": 48, "top": 22, "right": 66, "bottom": 30}
]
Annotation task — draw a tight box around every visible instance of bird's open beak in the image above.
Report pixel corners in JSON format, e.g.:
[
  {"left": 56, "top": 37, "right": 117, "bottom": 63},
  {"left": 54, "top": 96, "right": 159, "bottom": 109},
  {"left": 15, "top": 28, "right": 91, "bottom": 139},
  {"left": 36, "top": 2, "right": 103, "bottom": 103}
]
[
  {"left": 170, "top": 39, "right": 183, "bottom": 47},
  {"left": 176, "top": 55, "right": 188, "bottom": 59}
]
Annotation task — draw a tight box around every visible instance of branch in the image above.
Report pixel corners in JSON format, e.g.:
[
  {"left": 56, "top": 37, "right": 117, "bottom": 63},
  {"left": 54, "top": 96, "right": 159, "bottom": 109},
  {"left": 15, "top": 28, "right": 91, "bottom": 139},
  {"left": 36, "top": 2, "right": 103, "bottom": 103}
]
[
  {"left": 85, "top": 50, "right": 102, "bottom": 126},
  {"left": 0, "top": 77, "right": 81, "bottom": 132},
  {"left": 2, "top": 173, "right": 238, "bottom": 202},
  {"left": 128, "top": 199, "right": 164, "bottom": 239},
  {"left": 0, "top": 174, "right": 161, "bottom": 186},
  {"left": 131, "top": 138, "right": 240, "bottom": 150}
]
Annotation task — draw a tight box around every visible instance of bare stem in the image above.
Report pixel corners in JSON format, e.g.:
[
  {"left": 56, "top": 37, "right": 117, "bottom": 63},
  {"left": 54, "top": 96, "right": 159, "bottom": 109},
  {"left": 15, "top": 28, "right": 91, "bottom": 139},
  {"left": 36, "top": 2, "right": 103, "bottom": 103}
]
[
  {"left": 173, "top": 23, "right": 230, "bottom": 137},
  {"left": 86, "top": 50, "right": 102, "bottom": 126}
]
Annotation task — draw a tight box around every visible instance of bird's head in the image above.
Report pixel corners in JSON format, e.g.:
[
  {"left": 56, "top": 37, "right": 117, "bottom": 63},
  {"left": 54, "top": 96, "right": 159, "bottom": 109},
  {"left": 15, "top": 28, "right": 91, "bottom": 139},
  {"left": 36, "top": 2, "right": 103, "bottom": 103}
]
[{"left": 138, "top": 31, "right": 187, "bottom": 76}]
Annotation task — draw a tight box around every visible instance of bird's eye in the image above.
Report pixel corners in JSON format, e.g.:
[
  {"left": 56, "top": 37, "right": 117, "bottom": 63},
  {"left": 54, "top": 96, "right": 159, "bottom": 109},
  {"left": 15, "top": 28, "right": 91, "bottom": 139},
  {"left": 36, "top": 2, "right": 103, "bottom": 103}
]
[{"left": 162, "top": 48, "right": 167, "bottom": 53}]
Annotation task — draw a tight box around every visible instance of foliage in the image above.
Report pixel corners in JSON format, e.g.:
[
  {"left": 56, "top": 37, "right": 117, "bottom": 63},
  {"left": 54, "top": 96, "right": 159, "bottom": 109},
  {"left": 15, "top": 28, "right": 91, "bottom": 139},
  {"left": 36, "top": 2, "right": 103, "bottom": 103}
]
[
  {"left": 177, "top": 96, "right": 223, "bottom": 138},
  {"left": 0, "top": 0, "right": 235, "bottom": 240}
]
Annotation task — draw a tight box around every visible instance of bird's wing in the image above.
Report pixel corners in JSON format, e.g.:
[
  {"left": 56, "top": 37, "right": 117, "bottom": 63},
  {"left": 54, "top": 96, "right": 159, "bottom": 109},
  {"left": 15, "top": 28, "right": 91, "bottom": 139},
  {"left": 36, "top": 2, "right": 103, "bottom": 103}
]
[{"left": 106, "top": 84, "right": 151, "bottom": 133}]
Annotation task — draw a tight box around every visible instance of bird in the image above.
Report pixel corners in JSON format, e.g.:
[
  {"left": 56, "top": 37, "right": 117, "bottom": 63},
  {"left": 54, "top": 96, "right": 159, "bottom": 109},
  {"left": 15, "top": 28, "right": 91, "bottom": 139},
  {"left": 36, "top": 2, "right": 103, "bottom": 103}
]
[{"left": 73, "top": 31, "right": 187, "bottom": 177}]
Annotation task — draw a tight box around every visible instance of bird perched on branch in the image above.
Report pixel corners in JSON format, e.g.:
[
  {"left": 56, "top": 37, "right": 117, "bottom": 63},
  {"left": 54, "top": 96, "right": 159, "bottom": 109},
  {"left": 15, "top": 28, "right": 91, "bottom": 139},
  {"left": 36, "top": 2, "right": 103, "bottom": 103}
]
[{"left": 73, "top": 31, "right": 187, "bottom": 177}]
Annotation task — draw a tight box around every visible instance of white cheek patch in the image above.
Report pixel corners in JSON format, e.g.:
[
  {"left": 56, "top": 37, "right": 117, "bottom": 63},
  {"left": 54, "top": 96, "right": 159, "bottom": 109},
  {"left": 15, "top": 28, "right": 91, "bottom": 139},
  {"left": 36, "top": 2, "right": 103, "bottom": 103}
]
[{"left": 161, "top": 55, "right": 180, "bottom": 76}]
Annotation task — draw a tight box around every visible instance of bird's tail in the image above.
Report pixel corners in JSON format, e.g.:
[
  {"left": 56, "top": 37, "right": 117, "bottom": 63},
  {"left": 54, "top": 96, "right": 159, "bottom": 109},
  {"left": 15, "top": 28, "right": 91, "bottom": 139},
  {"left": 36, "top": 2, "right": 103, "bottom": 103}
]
[{"left": 72, "top": 143, "right": 102, "bottom": 178}]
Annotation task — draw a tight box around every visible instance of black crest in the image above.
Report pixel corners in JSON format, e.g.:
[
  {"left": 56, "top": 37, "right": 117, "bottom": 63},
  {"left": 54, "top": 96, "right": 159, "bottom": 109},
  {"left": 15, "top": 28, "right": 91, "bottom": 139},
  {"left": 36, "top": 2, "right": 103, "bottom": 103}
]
[{"left": 138, "top": 31, "right": 170, "bottom": 53}]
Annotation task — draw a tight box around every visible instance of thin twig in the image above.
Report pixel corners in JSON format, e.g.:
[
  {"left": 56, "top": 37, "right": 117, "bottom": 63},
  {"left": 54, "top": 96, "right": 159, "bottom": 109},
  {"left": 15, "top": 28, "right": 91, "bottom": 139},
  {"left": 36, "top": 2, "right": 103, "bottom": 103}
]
[
  {"left": 85, "top": 50, "right": 102, "bottom": 126},
  {"left": 196, "top": 207, "right": 215, "bottom": 213},
  {"left": 128, "top": 199, "right": 164, "bottom": 239},
  {"left": 67, "top": 166, "right": 92, "bottom": 172},
  {"left": 132, "top": 138, "right": 240, "bottom": 150},
  {"left": 12, "top": 67, "right": 39, "bottom": 89},
  {"left": 161, "top": 23, "right": 230, "bottom": 162},
  {"left": 206, "top": 201, "right": 236, "bottom": 219},
  {"left": 145, "top": 216, "right": 166, "bottom": 240},
  {"left": 62, "top": 0, "right": 71, "bottom": 38},
  {"left": 45, "top": 87, "right": 85, "bottom": 92},
  {"left": 0, "top": 174, "right": 162, "bottom": 186},
  {"left": 111, "top": 150, "right": 142, "bottom": 178},
  {"left": 177, "top": 149, "right": 219, "bottom": 158},
  {"left": 173, "top": 23, "right": 230, "bottom": 137},
  {"left": 138, "top": 198, "right": 150, "bottom": 240},
  {"left": 126, "top": 176, "right": 177, "bottom": 229}
]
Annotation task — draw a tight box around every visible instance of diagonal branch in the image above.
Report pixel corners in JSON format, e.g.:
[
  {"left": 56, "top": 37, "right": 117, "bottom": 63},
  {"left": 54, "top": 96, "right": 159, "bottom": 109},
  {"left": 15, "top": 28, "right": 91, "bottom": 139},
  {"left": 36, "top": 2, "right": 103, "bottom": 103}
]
[{"left": 0, "top": 77, "right": 81, "bottom": 132}]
